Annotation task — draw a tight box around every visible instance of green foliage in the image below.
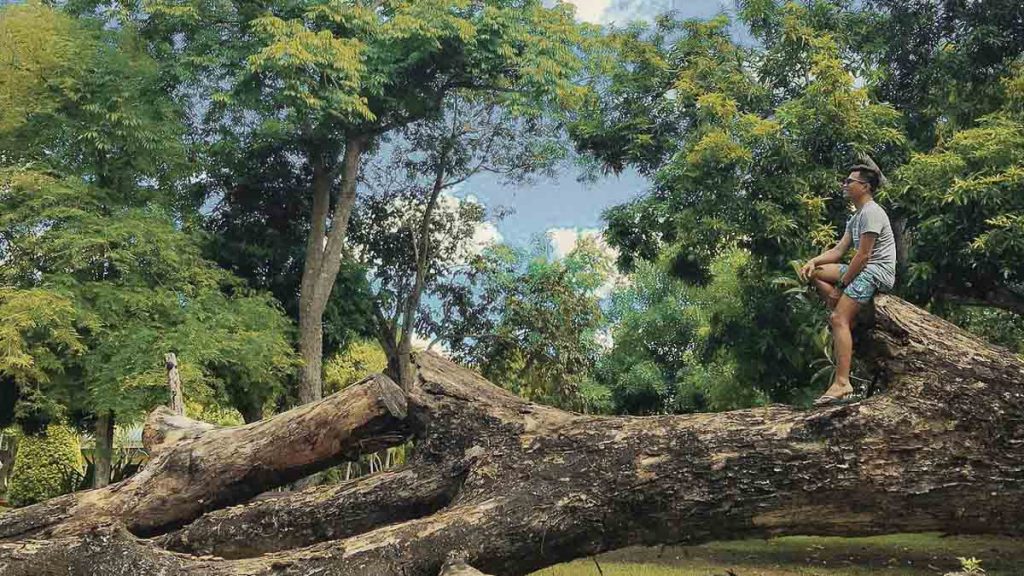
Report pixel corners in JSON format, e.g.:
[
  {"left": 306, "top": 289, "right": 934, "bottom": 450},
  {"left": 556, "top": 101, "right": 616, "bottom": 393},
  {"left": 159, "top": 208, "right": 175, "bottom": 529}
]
[
  {"left": 596, "top": 261, "right": 701, "bottom": 414},
  {"left": 860, "top": 0, "right": 1024, "bottom": 148},
  {"left": 237, "top": 0, "right": 584, "bottom": 124},
  {"left": 201, "top": 140, "right": 378, "bottom": 359},
  {"left": 942, "top": 307, "right": 1024, "bottom": 358},
  {"left": 597, "top": 250, "right": 822, "bottom": 415},
  {"left": 135, "top": 0, "right": 593, "bottom": 166},
  {"left": 436, "top": 238, "right": 612, "bottom": 408},
  {"left": 0, "top": 168, "right": 297, "bottom": 427},
  {"left": 323, "top": 339, "right": 388, "bottom": 394},
  {"left": 957, "top": 556, "right": 985, "bottom": 574},
  {"left": 0, "top": 2, "right": 185, "bottom": 192},
  {"left": 0, "top": 288, "right": 89, "bottom": 391},
  {"left": 6, "top": 424, "right": 83, "bottom": 507},
  {"left": 0, "top": 1, "right": 78, "bottom": 134},
  {"left": 885, "top": 69, "right": 1024, "bottom": 314}
]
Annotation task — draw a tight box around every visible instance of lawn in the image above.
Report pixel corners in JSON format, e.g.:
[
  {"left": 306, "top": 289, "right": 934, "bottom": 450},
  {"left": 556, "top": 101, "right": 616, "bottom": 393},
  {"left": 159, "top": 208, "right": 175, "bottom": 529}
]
[{"left": 532, "top": 533, "right": 1024, "bottom": 575}]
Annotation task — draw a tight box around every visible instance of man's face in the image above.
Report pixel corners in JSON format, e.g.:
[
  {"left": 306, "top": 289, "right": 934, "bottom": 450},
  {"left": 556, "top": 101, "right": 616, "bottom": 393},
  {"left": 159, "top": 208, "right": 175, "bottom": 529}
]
[{"left": 842, "top": 171, "right": 870, "bottom": 200}]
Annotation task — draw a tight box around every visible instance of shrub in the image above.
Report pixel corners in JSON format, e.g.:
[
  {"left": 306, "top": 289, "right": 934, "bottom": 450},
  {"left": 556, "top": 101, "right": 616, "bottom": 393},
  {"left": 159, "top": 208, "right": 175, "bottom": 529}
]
[
  {"left": 324, "top": 339, "right": 387, "bottom": 394},
  {"left": 7, "top": 424, "right": 82, "bottom": 507}
]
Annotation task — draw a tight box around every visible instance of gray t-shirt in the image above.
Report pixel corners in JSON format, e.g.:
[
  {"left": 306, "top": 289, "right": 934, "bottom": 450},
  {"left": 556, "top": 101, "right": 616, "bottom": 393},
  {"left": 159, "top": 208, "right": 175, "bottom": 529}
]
[{"left": 846, "top": 200, "right": 896, "bottom": 289}]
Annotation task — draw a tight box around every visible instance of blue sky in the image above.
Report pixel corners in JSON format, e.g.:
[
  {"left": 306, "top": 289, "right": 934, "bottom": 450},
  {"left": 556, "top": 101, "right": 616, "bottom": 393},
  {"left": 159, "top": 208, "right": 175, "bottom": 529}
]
[{"left": 454, "top": 0, "right": 743, "bottom": 252}]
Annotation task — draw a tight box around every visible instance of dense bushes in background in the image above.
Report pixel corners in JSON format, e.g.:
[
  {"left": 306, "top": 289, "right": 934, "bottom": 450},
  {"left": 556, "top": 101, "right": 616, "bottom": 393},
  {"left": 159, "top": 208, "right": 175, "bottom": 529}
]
[{"left": 6, "top": 424, "right": 82, "bottom": 507}]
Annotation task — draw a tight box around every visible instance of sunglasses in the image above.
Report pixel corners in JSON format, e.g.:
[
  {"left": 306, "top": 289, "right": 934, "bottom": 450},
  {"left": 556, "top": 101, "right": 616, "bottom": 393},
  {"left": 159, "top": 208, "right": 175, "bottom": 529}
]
[{"left": 843, "top": 177, "right": 868, "bottom": 186}]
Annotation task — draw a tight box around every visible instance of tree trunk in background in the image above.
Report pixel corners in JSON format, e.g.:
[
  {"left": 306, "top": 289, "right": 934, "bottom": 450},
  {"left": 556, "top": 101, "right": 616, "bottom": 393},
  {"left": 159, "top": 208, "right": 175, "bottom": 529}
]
[
  {"left": 165, "top": 353, "right": 184, "bottom": 416},
  {"left": 297, "top": 137, "right": 366, "bottom": 405},
  {"left": 240, "top": 403, "right": 263, "bottom": 424},
  {"left": 0, "top": 434, "right": 17, "bottom": 493},
  {"left": 2, "top": 295, "right": 1023, "bottom": 576},
  {"left": 891, "top": 215, "right": 911, "bottom": 284},
  {"left": 297, "top": 320, "right": 324, "bottom": 405},
  {"left": 91, "top": 411, "right": 113, "bottom": 489},
  {"left": 381, "top": 145, "right": 448, "bottom": 391},
  {"left": 296, "top": 154, "right": 332, "bottom": 405}
]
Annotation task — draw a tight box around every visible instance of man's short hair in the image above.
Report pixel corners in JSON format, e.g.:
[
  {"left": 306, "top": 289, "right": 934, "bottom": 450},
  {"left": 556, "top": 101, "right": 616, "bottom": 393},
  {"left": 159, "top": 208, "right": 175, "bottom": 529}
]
[{"left": 849, "top": 164, "right": 881, "bottom": 192}]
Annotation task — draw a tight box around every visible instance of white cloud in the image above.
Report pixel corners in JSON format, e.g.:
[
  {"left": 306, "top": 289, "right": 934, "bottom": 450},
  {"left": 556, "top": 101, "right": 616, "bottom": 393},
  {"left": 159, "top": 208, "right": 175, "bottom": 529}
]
[
  {"left": 445, "top": 193, "right": 502, "bottom": 264},
  {"left": 547, "top": 227, "right": 599, "bottom": 259},
  {"left": 564, "top": 0, "right": 612, "bottom": 23},
  {"left": 546, "top": 227, "right": 620, "bottom": 261},
  {"left": 470, "top": 220, "right": 502, "bottom": 253}
]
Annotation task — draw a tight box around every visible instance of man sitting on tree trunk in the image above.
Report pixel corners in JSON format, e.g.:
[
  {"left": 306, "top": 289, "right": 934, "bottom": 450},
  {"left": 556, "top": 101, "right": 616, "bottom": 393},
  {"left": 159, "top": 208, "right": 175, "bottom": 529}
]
[{"left": 799, "top": 164, "right": 896, "bottom": 406}]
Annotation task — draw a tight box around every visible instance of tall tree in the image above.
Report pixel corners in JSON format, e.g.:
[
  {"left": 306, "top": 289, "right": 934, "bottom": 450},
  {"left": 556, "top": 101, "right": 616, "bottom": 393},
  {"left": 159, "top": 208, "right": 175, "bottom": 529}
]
[
  {"left": 201, "top": 139, "right": 378, "bottom": 363},
  {"left": 0, "top": 169, "right": 297, "bottom": 485},
  {"left": 884, "top": 69, "right": 1024, "bottom": 316},
  {"left": 0, "top": 3, "right": 295, "bottom": 486},
  {"left": 136, "top": 0, "right": 593, "bottom": 403},
  {"left": 348, "top": 93, "right": 564, "bottom": 387}
]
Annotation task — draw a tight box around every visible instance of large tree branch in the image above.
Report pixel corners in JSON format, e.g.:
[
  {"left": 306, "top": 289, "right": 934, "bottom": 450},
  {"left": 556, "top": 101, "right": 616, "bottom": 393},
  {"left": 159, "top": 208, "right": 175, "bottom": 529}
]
[
  {"left": 160, "top": 463, "right": 467, "bottom": 558},
  {"left": 0, "top": 374, "right": 408, "bottom": 541},
  {"left": 396, "top": 145, "right": 449, "bottom": 388},
  {"left": 301, "top": 154, "right": 331, "bottom": 295}
]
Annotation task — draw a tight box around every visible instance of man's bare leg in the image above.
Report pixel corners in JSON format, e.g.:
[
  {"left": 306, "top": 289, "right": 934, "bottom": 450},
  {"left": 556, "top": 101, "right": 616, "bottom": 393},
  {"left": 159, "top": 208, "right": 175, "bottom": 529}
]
[
  {"left": 809, "top": 264, "right": 843, "bottom": 307},
  {"left": 818, "top": 294, "right": 860, "bottom": 403}
]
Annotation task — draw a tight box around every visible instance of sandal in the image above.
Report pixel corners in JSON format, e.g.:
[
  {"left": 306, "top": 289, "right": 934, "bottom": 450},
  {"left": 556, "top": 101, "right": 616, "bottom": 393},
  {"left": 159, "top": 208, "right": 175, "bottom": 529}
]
[{"left": 813, "top": 393, "right": 858, "bottom": 407}]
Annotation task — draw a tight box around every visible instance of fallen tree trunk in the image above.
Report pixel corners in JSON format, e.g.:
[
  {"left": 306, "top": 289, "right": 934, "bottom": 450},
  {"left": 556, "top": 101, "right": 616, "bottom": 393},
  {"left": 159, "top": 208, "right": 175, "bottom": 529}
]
[{"left": 0, "top": 295, "right": 1022, "bottom": 576}]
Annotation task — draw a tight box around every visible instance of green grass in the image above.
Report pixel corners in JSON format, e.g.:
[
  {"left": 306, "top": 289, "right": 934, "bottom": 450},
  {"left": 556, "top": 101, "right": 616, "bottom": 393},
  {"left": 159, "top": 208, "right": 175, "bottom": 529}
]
[{"left": 531, "top": 533, "right": 1024, "bottom": 576}]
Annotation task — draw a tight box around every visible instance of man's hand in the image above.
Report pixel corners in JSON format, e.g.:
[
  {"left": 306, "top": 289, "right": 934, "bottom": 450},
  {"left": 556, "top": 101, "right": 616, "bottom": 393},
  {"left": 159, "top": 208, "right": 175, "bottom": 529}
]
[
  {"left": 827, "top": 285, "right": 843, "bottom": 308},
  {"left": 798, "top": 261, "right": 816, "bottom": 283}
]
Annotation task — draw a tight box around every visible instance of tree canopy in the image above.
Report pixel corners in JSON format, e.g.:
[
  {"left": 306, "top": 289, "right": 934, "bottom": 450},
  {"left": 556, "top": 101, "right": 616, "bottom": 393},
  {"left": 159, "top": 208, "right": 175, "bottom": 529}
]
[{"left": 0, "top": 3, "right": 295, "bottom": 431}]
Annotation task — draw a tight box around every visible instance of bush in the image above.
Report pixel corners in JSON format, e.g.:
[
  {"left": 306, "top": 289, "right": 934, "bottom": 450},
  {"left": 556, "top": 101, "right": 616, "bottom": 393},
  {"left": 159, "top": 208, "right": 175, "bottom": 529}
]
[
  {"left": 324, "top": 339, "right": 387, "bottom": 394},
  {"left": 7, "top": 424, "right": 82, "bottom": 507}
]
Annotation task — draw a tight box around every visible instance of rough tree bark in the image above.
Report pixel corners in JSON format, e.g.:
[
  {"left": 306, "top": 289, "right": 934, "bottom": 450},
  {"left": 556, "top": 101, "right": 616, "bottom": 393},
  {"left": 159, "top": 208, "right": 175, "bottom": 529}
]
[
  {"left": 1, "top": 295, "right": 1022, "bottom": 576},
  {"left": 92, "top": 411, "right": 113, "bottom": 489}
]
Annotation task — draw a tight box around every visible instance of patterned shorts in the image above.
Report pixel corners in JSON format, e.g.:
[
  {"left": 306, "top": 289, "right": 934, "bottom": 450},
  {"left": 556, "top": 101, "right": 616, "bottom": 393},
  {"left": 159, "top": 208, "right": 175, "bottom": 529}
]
[{"left": 837, "top": 264, "right": 880, "bottom": 304}]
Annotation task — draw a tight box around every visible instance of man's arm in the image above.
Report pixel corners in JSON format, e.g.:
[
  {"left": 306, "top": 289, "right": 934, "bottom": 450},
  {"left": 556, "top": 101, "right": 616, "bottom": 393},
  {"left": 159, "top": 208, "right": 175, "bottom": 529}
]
[
  {"left": 799, "top": 231, "right": 852, "bottom": 280},
  {"left": 838, "top": 232, "right": 877, "bottom": 287}
]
